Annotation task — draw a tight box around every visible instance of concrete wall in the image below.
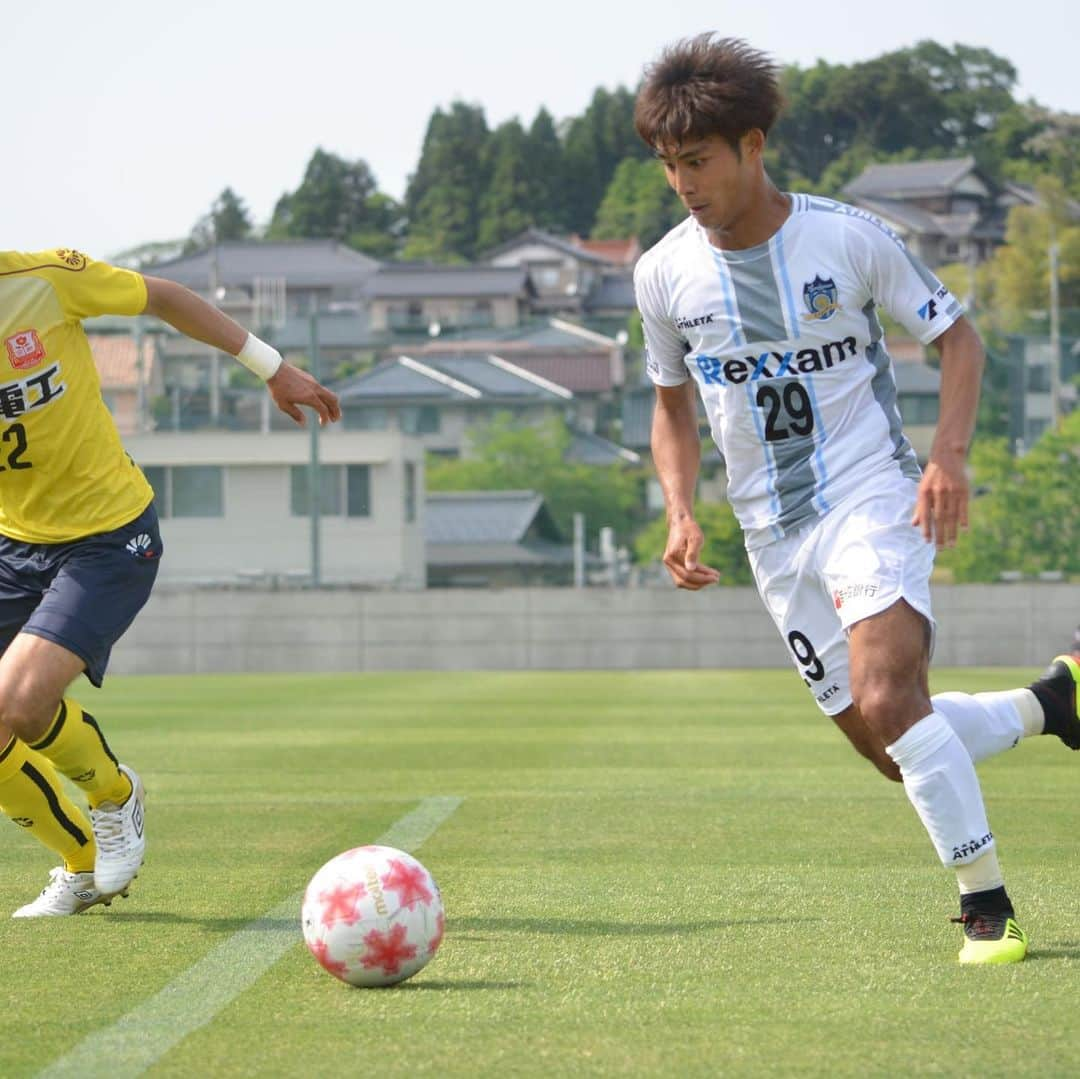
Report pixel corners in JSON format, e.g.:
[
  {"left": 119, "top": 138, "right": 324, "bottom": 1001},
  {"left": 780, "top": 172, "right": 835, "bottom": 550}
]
[{"left": 108, "top": 583, "right": 1079, "bottom": 676}]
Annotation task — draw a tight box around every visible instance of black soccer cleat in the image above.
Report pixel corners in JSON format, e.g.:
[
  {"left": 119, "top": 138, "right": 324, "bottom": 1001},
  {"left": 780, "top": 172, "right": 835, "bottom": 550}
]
[{"left": 1029, "top": 656, "right": 1080, "bottom": 750}]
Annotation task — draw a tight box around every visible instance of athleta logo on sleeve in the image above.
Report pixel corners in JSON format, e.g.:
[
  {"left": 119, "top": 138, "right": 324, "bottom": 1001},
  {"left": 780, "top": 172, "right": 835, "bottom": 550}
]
[
  {"left": 675, "top": 312, "right": 717, "bottom": 330},
  {"left": 4, "top": 329, "right": 46, "bottom": 371}
]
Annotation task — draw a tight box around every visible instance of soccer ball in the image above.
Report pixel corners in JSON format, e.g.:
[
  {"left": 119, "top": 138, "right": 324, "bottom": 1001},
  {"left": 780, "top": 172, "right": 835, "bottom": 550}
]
[{"left": 301, "top": 845, "right": 444, "bottom": 987}]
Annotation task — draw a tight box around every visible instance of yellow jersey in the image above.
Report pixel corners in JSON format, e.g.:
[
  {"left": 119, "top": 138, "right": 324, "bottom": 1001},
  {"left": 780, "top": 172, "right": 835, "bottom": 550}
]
[{"left": 0, "top": 249, "right": 154, "bottom": 543}]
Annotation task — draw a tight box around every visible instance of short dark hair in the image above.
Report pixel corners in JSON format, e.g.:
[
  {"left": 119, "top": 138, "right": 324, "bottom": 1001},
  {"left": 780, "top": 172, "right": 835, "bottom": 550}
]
[{"left": 634, "top": 34, "right": 783, "bottom": 152}]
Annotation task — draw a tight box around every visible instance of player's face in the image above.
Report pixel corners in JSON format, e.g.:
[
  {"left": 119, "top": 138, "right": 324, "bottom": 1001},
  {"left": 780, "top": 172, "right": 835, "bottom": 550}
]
[{"left": 656, "top": 134, "right": 758, "bottom": 235}]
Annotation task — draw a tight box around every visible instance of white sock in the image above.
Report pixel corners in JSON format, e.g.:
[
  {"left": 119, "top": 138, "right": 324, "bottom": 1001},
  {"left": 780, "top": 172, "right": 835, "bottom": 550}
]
[
  {"left": 885, "top": 712, "right": 995, "bottom": 867},
  {"left": 932, "top": 689, "right": 1040, "bottom": 764},
  {"left": 955, "top": 848, "right": 1005, "bottom": 895}
]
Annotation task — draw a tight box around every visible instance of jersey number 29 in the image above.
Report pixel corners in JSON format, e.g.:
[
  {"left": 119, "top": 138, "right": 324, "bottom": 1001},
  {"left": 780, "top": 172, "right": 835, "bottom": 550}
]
[{"left": 756, "top": 383, "right": 814, "bottom": 441}]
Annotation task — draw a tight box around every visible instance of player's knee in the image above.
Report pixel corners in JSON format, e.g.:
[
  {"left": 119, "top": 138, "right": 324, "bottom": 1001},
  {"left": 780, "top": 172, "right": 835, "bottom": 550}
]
[
  {"left": 0, "top": 680, "right": 55, "bottom": 743},
  {"left": 850, "top": 679, "right": 922, "bottom": 744}
]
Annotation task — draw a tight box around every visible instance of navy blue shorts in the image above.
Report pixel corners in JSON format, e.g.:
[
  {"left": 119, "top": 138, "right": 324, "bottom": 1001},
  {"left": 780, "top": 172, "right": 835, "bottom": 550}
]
[{"left": 0, "top": 501, "right": 163, "bottom": 686}]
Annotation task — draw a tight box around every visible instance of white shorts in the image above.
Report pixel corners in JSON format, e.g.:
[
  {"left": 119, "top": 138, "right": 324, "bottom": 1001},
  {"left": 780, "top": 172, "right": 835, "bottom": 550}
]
[{"left": 746, "top": 481, "right": 936, "bottom": 716}]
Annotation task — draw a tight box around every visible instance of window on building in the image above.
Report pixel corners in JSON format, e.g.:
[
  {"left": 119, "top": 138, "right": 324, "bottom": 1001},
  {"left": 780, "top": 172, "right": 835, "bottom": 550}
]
[
  {"left": 531, "top": 262, "right": 561, "bottom": 289},
  {"left": 141, "top": 465, "right": 224, "bottom": 517},
  {"left": 143, "top": 466, "right": 166, "bottom": 505},
  {"left": 345, "top": 407, "right": 389, "bottom": 431},
  {"left": 897, "top": 395, "right": 940, "bottom": 425},
  {"left": 944, "top": 241, "right": 961, "bottom": 258},
  {"left": 290, "top": 465, "right": 343, "bottom": 516},
  {"left": 388, "top": 302, "right": 426, "bottom": 332},
  {"left": 465, "top": 300, "right": 494, "bottom": 328},
  {"left": 346, "top": 465, "right": 371, "bottom": 517},
  {"left": 403, "top": 462, "right": 416, "bottom": 523},
  {"left": 290, "top": 464, "right": 372, "bottom": 517},
  {"left": 1026, "top": 365, "right": 1051, "bottom": 393},
  {"left": 399, "top": 405, "right": 440, "bottom": 434}
]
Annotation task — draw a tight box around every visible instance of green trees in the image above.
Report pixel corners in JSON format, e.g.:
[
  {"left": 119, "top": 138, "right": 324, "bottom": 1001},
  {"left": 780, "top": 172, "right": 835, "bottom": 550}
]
[
  {"left": 476, "top": 120, "right": 535, "bottom": 253},
  {"left": 402, "top": 103, "right": 491, "bottom": 262},
  {"left": 403, "top": 88, "right": 647, "bottom": 260},
  {"left": 180, "top": 39, "right": 1077, "bottom": 264},
  {"left": 185, "top": 187, "right": 253, "bottom": 252},
  {"left": 269, "top": 149, "right": 400, "bottom": 258},
  {"left": 769, "top": 42, "right": 1023, "bottom": 195},
  {"left": 973, "top": 176, "right": 1080, "bottom": 335},
  {"left": 561, "top": 86, "right": 647, "bottom": 237},
  {"left": 592, "top": 158, "right": 684, "bottom": 249},
  {"left": 939, "top": 410, "right": 1080, "bottom": 581},
  {"left": 633, "top": 499, "right": 754, "bottom": 585},
  {"left": 426, "top": 415, "right": 643, "bottom": 545}
]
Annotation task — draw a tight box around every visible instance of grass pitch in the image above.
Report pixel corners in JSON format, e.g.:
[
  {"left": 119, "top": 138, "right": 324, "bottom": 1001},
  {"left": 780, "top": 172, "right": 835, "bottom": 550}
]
[{"left": 3, "top": 669, "right": 1078, "bottom": 1078}]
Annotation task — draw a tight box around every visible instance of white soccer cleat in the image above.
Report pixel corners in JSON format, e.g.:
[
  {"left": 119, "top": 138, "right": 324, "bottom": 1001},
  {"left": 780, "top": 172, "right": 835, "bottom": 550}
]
[
  {"left": 91, "top": 764, "right": 146, "bottom": 895},
  {"left": 11, "top": 867, "right": 128, "bottom": 918}
]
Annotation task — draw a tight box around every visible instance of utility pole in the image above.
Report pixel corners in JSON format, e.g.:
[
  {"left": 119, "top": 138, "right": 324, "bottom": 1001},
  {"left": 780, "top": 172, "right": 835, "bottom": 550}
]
[
  {"left": 1049, "top": 239, "right": 1062, "bottom": 429},
  {"left": 308, "top": 313, "right": 322, "bottom": 587},
  {"left": 573, "top": 513, "right": 585, "bottom": 588}
]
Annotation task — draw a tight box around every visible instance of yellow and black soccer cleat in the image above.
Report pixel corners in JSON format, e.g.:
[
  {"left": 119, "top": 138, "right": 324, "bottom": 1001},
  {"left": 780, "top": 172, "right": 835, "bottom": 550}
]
[
  {"left": 953, "top": 910, "right": 1028, "bottom": 965},
  {"left": 1030, "top": 655, "right": 1080, "bottom": 749}
]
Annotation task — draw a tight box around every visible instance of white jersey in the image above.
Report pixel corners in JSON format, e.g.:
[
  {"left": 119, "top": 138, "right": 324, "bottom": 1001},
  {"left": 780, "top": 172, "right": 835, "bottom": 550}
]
[{"left": 635, "top": 194, "right": 962, "bottom": 549}]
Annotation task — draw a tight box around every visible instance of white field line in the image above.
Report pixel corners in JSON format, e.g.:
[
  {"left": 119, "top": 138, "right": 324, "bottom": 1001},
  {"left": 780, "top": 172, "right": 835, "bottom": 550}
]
[{"left": 38, "top": 796, "right": 463, "bottom": 1079}]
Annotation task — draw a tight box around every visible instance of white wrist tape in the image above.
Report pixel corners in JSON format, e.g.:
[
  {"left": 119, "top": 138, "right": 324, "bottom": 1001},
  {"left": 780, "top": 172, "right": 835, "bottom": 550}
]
[{"left": 236, "top": 333, "right": 283, "bottom": 381}]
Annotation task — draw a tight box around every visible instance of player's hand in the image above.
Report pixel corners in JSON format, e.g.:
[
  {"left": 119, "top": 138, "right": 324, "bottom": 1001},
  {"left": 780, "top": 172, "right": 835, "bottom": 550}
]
[
  {"left": 913, "top": 450, "right": 969, "bottom": 549},
  {"left": 663, "top": 516, "right": 721, "bottom": 590},
  {"left": 267, "top": 363, "right": 342, "bottom": 427}
]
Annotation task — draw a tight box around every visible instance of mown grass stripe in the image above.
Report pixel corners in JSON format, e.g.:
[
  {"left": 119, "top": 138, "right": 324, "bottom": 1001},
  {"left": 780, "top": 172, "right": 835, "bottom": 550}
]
[{"left": 37, "top": 796, "right": 462, "bottom": 1079}]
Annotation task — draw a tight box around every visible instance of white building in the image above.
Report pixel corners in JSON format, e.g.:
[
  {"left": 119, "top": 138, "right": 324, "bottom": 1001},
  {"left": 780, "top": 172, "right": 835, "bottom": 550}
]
[{"left": 123, "top": 429, "right": 425, "bottom": 587}]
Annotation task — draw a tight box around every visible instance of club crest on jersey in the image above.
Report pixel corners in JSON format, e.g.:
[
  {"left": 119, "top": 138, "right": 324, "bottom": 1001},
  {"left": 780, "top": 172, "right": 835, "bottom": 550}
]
[
  {"left": 4, "top": 329, "right": 46, "bottom": 370},
  {"left": 802, "top": 275, "right": 840, "bottom": 322}
]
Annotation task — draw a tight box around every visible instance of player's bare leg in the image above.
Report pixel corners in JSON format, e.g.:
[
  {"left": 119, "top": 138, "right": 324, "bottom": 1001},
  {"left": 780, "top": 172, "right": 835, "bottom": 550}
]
[
  {"left": 848, "top": 599, "right": 1026, "bottom": 964},
  {"left": 0, "top": 634, "right": 146, "bottom": 900},
  {"left": 833, "top": 655, "right": 1078, "bottom": 778},
  {"left": 830, "top": 705, "right": 901, "bottom": 781}
]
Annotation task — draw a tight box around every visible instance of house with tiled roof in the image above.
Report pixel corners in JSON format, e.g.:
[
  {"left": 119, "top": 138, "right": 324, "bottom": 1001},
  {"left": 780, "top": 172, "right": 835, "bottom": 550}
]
[
  {"left": 425, "top": 490, "right": 581, "bottom": 587},
  {"left": 339, "top": 352, "right": 573, "bottom": 454},
  {"left": 483, "top": 228, "right": 637, "bottom": 316},
  {"left": 410, "top": 317, "right": 626, "bottom": 433},
  {"left": 841, "top": 156, "right": 1037, "bottom": 268},
  {"left": 87, "top": 333, "right": 163, "bottom": 435},
  {"left": 367, "top": 264, "right": 535, "bottom": 335},
  {"left": 147, "top": 239, "right": 381, "bottom": 321},
  {"left": 338, "top": 351, "right": 637, "bottom": 466},
  {"left": 569, "top": 235, "right": 641, "bottom": 268}
]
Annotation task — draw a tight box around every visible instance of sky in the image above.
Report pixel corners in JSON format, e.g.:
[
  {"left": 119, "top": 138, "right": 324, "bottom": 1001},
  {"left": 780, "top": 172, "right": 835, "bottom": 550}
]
[{"left": 5, "top": 0, "right": 1077, "bottom": 260}]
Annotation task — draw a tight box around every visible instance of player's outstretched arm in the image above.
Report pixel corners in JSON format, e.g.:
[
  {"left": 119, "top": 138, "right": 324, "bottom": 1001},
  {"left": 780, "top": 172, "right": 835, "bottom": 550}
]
[
  {"left": 141, "top": 276, "right": 341, "bottom": 427},
  {"left": 653, "top": 383, "right": 720, "bottom": 590},
  {"left": 913, "top": 316, "right": 984, "bottom": 549}
]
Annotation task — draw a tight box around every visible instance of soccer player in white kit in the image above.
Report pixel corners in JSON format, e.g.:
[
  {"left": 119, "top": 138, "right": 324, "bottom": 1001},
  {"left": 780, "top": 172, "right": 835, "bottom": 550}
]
[{"left": 633, "top": 34, "right": 1080, "bottom": 965}]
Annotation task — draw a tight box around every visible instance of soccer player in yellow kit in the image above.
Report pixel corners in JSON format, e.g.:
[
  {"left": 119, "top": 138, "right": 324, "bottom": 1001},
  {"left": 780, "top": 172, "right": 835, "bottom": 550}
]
[{"left": 0, "top": 247, "right": 340, "bottom": 916}]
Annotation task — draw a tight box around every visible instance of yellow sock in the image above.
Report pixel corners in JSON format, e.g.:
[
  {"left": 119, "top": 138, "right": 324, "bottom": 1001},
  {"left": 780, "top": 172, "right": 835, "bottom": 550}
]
[
  {"left": 0, "top": 735, "right": 96, "bottom": 873},
  {"left": 30, "top": 699, "right": 131, "bottom": 809}
]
